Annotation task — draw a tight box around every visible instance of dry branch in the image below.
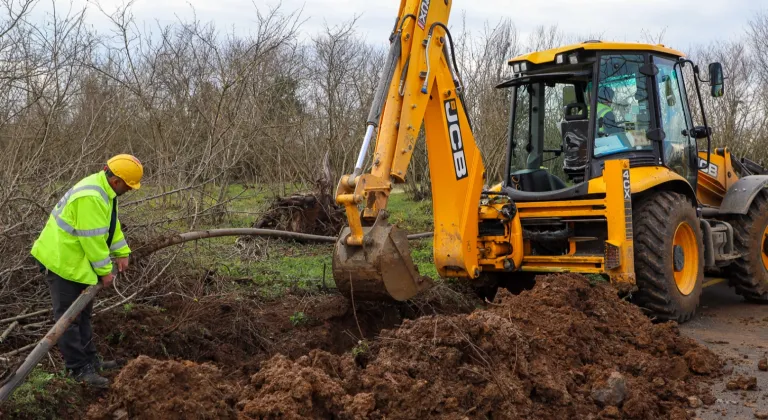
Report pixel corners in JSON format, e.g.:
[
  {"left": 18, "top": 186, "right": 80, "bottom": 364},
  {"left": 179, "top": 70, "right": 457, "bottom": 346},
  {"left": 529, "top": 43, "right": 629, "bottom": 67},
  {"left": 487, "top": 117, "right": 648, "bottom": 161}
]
[
  {"left": 0, "top": 343, "right": 35, "bottom": 358},
  {"left": 0, "top": 309, "right": 27, "bottom": 343},
  {"left": 0, "top": 309, "right": 50, "bottom": 325},
  {"left": 133, "top": 228, "right": 434, "bottom": 258}
]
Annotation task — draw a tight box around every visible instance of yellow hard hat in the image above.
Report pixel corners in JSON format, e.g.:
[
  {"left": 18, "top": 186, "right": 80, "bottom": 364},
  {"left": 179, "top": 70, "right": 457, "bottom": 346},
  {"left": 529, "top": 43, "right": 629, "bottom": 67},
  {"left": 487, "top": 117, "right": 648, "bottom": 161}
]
[{"left": 107, "top": 154, "right": 143, "bottom": 190}]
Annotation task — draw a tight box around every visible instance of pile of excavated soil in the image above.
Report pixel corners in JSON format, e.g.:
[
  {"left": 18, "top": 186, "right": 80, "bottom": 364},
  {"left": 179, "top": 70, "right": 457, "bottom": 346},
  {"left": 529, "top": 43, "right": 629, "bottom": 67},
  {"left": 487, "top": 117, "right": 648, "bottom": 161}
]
[
  {"left": 86, "top": 356, "right": 239, "bottom": 420},
  {"left": 89, "top": 274, "right": 722, "bottom": 419},
  {"left": 92, "top": 287, "right": 474, "bottom": 376}
]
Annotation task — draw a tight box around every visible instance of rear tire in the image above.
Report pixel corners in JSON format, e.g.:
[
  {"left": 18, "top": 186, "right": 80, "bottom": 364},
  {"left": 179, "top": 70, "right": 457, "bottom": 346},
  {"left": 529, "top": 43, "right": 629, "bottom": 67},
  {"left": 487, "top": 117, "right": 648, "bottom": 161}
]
[
  {"left": 633, "top": 191, "right": 703, "bottom": 322},
  {"left": 728, "top": 191, "right": 768, "bottom": 302}
]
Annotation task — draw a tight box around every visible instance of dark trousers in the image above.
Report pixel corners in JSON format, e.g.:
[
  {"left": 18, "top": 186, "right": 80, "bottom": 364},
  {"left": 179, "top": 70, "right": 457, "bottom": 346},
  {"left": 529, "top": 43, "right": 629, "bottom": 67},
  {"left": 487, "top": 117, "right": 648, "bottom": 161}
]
[{"left": 46, "top": 270, "right": 97, "bottom": 372}]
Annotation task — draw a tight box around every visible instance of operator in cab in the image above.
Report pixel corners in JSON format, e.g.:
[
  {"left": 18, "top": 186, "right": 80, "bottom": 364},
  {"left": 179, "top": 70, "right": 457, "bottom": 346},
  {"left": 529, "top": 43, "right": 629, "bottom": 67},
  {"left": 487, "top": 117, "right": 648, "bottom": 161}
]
[
  {"left": 30, "top": 154, "right": 143, "bottom": 389},
  {"left": 594, "top": 86, "right": 622, "bottom": 136}
]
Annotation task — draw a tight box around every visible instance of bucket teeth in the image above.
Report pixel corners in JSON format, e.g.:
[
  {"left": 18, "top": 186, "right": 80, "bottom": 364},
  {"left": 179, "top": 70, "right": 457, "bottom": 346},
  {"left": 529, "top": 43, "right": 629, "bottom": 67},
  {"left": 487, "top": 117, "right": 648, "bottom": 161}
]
[{"left": 332, "top": 223, "right": 433, "bottom": 301}]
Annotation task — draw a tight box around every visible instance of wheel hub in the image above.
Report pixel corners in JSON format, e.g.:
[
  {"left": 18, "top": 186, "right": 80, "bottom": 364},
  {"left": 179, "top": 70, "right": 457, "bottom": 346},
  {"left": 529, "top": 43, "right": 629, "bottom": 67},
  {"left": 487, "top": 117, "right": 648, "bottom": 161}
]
[
  {"left": 762, "top": 228, "right": 768, "bottom": 272},
  {"left": 673, "top": 245, "right": 685, "bottom": 272},
  {"left": 672, "top": 222, "right": 698, "bottom": 296}
]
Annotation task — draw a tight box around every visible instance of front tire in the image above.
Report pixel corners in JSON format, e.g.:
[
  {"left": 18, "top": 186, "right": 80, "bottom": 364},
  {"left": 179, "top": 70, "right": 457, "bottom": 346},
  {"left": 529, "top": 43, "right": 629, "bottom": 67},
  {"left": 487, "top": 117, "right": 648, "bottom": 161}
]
[
  {"left": 633, "top": 191, "right": 704, "bottom": 322},
  {"left": 728, "top": 191, "right": 768, "bottom": 302}
]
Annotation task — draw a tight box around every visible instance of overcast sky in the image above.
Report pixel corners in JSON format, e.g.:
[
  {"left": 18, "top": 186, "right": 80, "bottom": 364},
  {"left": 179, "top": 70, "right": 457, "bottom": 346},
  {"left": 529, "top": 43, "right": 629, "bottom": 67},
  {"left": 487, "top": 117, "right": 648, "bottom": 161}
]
[{"left": 42, "top": 0, "right": 760, "bottom": 54}]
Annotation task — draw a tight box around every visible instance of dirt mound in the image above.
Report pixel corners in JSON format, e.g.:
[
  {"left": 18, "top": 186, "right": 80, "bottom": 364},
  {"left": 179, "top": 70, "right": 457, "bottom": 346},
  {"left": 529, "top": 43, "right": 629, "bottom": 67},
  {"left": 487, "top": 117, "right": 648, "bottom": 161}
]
[
  {"left": 92, "top": 274, "right": 722, "bottom": 419},
  {"left": 87, "top": 356, "right": 239, "bottom": 420},
  {"left": 93, "top": 287, "right": 475, "bottom": 376}
]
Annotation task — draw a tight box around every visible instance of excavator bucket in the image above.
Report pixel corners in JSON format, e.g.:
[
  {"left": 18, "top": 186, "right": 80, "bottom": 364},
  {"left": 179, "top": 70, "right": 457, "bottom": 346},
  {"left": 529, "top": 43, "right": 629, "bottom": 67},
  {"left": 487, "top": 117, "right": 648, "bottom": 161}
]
[{"left": 332, "top": 222, "right": 433, "bottom": 301}]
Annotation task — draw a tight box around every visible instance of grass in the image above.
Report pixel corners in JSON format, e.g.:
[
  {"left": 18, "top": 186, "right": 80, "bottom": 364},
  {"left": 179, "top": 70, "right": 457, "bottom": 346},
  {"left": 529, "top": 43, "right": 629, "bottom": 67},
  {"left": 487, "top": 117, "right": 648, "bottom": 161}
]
[
  {"left": 289, "top": 311, "right": 308, "bottom": 326},
  {"left": 351, "top": 340, "right": 369, "bottom": 358},
  {"left": 387, "top": 193, "right": 433, "bottom": 233},
  {"left": 139, "top": 185, "right": 439, "bottom": 296},
  {"left": 6, "top": 367, "right": 80, "bottom": 419}
]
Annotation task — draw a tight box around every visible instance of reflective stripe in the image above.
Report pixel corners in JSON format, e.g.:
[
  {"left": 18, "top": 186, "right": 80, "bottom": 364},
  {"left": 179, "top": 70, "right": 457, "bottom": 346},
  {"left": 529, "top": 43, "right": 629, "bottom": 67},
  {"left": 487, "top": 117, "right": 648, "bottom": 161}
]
[
  {"left": 586, "top": 104, "right": 613, "bottom": 119},
  {"left": 595, "top": 103, "right": 613, "bottom": 133},
  {"left": 53, "top": 214, "right": 75, "bottom": 235},
  {"left": 597, "top": 104, "right": 612, "bottom": 119},
  {"left": 71, "top": 185, "right": 110, "bottom": 204},
  {"left": 53, "top": 214, "right": 109, "bottom": 237},
  {"left": 49, "top": 184, "right": 111, "bottom": 237},
  {"left": 77, "top": 227, "right": 110, "bottom": 237},
  {"left": 90, "top": 257, "right": 111, "bottom": 269},
  {"left": 51, "top": 185, "right": 110, "bottom": 216},
  {"left": 109, "top": 239, "right": 127, "bottom": 251}
]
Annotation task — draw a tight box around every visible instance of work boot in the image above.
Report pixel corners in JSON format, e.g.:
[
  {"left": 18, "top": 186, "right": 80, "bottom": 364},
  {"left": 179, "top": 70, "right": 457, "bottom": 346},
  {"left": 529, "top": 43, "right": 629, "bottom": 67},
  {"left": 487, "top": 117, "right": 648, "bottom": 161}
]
[{"left": 72, "top": 365, "right": 110, "bottom": 389}]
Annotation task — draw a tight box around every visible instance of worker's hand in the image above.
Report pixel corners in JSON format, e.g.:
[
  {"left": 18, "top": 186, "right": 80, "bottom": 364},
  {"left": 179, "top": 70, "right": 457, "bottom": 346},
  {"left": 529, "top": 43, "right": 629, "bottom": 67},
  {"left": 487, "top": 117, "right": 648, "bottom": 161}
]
[
  {"left": 116, "top": 256, "right": 129, "bottom": 273},
  {"left": 100, "top": 272, "right": 114, "bottom": 288}
]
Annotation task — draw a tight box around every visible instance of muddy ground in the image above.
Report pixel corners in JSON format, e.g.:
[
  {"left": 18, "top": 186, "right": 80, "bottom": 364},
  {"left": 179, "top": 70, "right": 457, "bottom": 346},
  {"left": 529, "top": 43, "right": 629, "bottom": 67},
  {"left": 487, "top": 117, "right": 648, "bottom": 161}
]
[
  {"left": 679, "top": 282, "right": 768, "bottom": 420},
  {"left": 3, "top": 275, "right": 766, "bottom": 419}
]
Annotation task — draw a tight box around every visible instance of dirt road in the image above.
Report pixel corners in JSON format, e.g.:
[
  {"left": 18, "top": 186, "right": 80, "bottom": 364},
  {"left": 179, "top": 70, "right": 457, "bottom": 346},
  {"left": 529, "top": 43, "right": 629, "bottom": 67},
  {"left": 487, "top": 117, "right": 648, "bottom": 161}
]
[{"left": 680, "top": 281, "right": 768, "bottom": 420}]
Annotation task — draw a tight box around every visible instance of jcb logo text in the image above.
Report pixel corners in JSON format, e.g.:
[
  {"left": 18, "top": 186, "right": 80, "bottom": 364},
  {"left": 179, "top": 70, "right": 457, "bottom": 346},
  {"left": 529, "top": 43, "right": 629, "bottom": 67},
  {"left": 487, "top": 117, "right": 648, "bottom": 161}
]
[
  {"left": 444, "top": 99, "right": 468, "bottom": 180},
  {"left": 698, "top": 158, "right": 719, "bottom": 178}
]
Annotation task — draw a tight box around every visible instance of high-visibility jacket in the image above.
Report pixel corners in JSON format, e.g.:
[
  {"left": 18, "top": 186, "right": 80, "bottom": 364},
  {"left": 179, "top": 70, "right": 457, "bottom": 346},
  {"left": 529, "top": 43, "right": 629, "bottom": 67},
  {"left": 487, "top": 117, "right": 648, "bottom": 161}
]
[
  {"left": 31, "top": 171, "right": 130, "bottom": 285},
  {"left": 597, "top": 102, "right": 613, "bottom": 133},
  {"left": 590, "top": 102, "right": 614, "bottom": 134}
]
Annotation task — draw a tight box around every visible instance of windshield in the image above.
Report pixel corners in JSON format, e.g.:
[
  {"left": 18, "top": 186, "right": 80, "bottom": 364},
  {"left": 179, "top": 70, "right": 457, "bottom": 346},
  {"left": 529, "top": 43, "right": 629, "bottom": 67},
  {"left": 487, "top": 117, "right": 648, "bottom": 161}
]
[{"left": 590, "top": 54, "right": 653, "bottom": 158}]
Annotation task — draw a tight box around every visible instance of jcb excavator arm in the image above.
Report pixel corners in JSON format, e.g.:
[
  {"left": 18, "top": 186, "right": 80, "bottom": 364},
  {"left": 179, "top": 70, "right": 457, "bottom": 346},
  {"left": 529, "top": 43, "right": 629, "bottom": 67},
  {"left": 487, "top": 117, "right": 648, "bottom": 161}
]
[{"left": 333, "top": 0, "right": 486, "bottom": 300}]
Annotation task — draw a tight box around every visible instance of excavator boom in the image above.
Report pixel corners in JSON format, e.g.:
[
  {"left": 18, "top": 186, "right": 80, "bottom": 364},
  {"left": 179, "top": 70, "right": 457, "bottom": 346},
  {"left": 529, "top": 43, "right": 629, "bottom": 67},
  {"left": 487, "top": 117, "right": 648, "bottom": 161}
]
[{"left": 333, "top": 0, "right": 485, "bottom": 300}]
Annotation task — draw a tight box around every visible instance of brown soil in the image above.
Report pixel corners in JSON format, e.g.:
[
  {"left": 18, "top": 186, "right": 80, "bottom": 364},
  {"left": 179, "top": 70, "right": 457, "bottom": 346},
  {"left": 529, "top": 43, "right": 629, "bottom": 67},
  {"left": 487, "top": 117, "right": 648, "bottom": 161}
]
[
  {"left": 91, "top": 286, "right": 475, "bottom": 376},
  {"left": 88, "top": 274, "right": 723, "bottom": 420},
  {"left": 86, "top": 356, "right": 239, "bottom": 420}
]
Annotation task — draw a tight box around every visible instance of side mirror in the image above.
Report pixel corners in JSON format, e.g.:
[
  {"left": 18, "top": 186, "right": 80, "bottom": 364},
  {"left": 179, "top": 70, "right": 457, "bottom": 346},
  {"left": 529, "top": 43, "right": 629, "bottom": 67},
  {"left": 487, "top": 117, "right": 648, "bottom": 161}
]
[{"left": 709, "top": 62, "right": 724, "bottom": 97}]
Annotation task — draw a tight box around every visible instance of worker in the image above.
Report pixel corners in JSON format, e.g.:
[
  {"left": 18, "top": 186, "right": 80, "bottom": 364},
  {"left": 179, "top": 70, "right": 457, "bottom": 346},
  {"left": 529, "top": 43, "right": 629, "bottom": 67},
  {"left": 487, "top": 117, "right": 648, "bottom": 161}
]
[
  {"left": 30, "top": 154, "right": 143, "bottom": 388},
  {"left": 594, "top": 86, "right": 621, "bottom": 136}
]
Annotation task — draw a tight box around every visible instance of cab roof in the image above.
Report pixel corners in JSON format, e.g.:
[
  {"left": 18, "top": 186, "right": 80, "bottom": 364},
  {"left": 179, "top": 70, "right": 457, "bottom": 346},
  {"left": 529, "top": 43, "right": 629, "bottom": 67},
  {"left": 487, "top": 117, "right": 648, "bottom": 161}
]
[{"left": 508, "top": 41, "right": 685, "bottom": 65}]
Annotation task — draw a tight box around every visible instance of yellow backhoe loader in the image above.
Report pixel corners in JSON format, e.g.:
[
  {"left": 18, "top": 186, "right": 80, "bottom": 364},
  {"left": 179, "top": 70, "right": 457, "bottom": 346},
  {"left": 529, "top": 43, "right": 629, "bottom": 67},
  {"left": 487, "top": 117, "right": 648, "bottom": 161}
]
[{"left": 332, "top": 0, "right": 768, "bottom": 322}]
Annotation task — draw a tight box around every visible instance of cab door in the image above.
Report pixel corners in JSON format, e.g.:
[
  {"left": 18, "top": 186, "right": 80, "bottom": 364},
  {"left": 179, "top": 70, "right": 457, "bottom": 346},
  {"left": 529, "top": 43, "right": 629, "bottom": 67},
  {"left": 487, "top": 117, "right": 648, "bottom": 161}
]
[{"left": 654, "top": 56, "right": 697, "bottom": 188}]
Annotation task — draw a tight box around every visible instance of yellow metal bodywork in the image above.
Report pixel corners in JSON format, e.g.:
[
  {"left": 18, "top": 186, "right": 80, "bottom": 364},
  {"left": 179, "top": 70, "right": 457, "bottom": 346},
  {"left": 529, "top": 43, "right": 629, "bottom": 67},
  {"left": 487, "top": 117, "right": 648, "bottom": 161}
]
[
  {"left": 486, "top": 160, "right": 636, "bottom": 284},
  {"left": 508, "top": 41, "right": 685, "bottom": 65},
  {"left": 478, "top": 152, "right": 738, "bottom": 285},
  {"left": 482, "top": 162, "right": 702, "bottom": 284},
  {"left": 335, "top": 0, "right": 485, "bottom": 287},
  {"left": 696, "top": 148, "right": 738, "bottom": 207}
]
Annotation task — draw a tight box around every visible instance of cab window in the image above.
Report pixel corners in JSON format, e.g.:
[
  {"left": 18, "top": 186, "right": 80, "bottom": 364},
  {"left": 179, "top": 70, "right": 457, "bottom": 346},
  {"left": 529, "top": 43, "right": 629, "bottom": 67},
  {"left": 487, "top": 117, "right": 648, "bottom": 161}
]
[{"left": 591, "top": 54, "right": 653, "bottom": 158}]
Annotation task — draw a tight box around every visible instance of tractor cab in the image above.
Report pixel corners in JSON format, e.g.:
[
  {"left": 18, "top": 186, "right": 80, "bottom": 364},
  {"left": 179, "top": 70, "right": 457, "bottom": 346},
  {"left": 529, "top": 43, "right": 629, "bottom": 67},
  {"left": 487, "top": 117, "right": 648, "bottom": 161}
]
[{"left": 497, "top": 41, "right": 723, "bottom": 197}]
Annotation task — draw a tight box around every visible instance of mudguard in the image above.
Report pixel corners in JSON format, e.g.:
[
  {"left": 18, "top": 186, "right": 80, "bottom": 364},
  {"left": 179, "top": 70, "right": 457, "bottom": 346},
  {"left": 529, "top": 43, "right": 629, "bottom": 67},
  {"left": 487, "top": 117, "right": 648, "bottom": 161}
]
[{"left": 718, "top": 175, "right": 768, "bottom": 215}]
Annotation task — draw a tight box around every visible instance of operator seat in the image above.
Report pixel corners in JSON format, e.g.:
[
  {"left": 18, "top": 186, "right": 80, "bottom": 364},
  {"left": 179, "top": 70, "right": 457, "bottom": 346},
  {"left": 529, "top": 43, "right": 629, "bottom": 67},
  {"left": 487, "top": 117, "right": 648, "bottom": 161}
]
[
  {"left": 561, "top": 102, "right": 589, "bottom": 183},
  {"left": 509, "top": 168, "right": 567, "bottom": 193}
]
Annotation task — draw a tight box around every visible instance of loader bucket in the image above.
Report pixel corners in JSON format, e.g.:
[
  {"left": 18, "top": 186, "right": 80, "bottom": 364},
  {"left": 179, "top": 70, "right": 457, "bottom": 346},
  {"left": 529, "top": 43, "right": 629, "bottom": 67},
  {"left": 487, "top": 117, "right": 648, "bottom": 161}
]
[{"left": 332, "top": 223, "right": 433, "bottom": 301}]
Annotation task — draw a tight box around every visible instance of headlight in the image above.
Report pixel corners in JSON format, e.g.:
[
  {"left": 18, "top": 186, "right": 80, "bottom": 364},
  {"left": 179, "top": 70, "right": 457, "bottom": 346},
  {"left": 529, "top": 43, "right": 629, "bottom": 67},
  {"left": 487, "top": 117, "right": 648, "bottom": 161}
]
[
  {"left": 568, "top": 53, "right": 579, "bottom": 64},
  {"left": 556, "top": 54, "right": 564, "bottom": 64},
  {"left": 512, "top": 63, "right": 520, "bottom": 73},
  {"left": 520, "top": 62, "right": 528, "bottom": 72}
]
